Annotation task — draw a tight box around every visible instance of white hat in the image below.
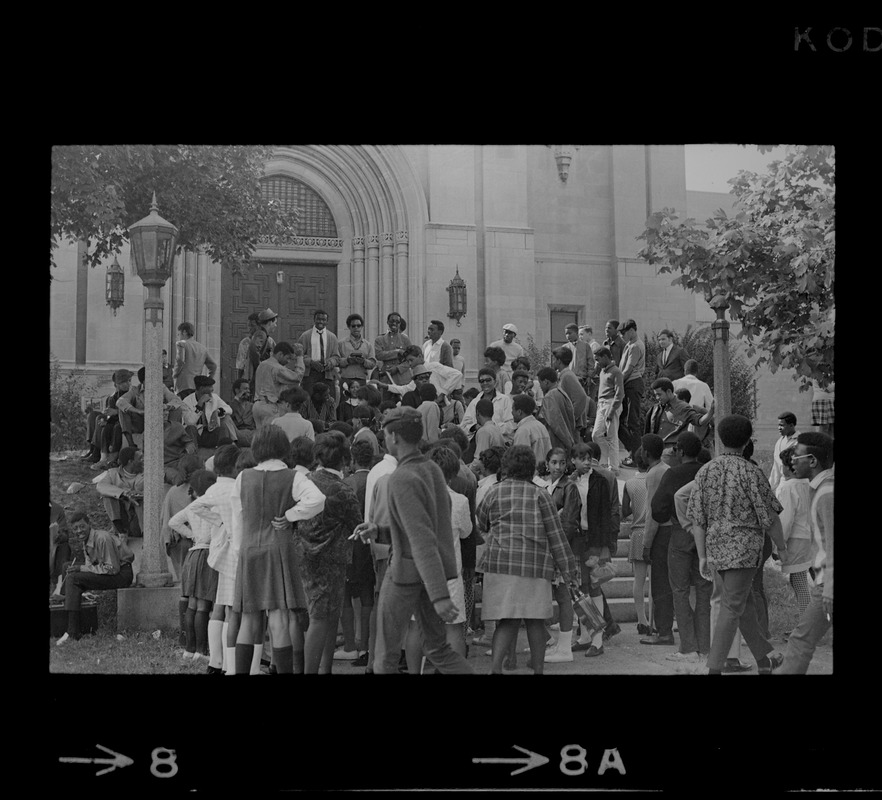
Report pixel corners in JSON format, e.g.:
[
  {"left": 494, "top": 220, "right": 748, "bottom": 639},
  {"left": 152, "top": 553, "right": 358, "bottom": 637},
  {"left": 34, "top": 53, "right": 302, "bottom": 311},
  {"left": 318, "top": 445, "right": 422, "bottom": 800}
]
[{"left": 502, "top": 323, "right": 518, "bottom": 334}]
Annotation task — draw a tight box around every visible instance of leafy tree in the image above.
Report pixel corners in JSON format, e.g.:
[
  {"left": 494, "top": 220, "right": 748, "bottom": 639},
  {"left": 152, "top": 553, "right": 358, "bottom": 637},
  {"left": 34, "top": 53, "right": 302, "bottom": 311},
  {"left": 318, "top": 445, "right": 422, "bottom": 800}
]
[
  {"left": 521, "top": 333, "right": 552, "bottom": 375},
  {"left": 637, "top": 145, "right": 834, "bottom": 390},
  {"left": 51, "top": 145, "right": 300, "bottom": 273}
]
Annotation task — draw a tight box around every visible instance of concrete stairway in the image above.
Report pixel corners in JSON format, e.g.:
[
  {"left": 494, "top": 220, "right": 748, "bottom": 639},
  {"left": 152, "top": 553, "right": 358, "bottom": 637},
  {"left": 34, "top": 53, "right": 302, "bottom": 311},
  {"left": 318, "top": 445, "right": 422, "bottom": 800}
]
[{"left": 606, "top": 520, "right": 648, "bottom": 623}]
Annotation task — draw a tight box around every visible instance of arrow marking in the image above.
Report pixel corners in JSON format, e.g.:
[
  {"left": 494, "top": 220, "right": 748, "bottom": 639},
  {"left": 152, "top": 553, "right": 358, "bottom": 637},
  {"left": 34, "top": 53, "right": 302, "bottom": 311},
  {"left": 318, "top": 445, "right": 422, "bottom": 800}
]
[
  {"left": 472, "top": 745, "right": 550, "bottom": 776},
  {"left": 59, "top": 744, "right": 134, "bottom": 777}
]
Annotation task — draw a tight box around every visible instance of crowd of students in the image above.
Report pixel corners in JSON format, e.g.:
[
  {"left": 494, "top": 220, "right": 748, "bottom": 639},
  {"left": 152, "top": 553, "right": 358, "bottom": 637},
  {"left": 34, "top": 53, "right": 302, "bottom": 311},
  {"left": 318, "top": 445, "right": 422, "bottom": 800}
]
[{"left": 51, "top": 310, "right": 834, "bottom": 676}]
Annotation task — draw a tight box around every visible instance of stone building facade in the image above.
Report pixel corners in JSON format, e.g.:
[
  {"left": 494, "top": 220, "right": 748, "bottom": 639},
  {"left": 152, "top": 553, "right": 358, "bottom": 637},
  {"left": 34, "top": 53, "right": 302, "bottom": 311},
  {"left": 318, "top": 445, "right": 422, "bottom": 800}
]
[{"left": 49, "top": 144, "right": 813, "bottom": 449}]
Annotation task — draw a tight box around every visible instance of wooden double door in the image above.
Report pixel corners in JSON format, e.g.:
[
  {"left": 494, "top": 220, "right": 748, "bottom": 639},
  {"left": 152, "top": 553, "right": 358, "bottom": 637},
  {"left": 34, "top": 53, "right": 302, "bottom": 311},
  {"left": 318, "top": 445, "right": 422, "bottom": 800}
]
[{"left": 220, "top": 261, "right": 337, "bottom": 400}]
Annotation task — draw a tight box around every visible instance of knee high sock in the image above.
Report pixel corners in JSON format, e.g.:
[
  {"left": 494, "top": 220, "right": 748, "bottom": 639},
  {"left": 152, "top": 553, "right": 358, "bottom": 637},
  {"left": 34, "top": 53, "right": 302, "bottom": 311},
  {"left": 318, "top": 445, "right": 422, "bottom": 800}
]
[
  {"left": 789, "top": 571, "right": 811, "bottom": 615},
  {"left": 178, "top": 599, "right": 188, "bottom": 646},
  {"left": 185, "top": 607, "right": 197, "bottom": 653},
  {"left": 194, "top": 610, "right": 210, "bottom": 656},
  {"left": 273, "top": 645, "right": 294, "bottom": 674},
  {"left": 591, "top": 596, "right": 605, "bottom": 648},
  {"left": 208, "top": 619, "right": 224, "bottom": 668},
  {"left": 222, "top": 621, "right": 235, "bottom": 673},
  {"left": 250, "top": 643, "right": 264, "bottom": 675},
  {"left": 235, "top": 644, "right": 254, "bottom": 675}
]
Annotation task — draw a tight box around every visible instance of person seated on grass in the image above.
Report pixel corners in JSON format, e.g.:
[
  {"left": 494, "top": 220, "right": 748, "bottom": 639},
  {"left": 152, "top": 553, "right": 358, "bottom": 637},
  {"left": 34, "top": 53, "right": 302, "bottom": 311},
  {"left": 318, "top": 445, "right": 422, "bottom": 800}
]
[
  {"left": 95, "top": 447, "right": 145, "bottom": 537},
  {"left": 182, "top": 376, "right": 239, "bottom": 449},
  {"left": 50, "top": 500, "right": 71, "bottom": 595},
  {"left": 55, "top": 509, "right": 134, "bottom": 645},
  {"left": 83, "top": 368, "right": 134, "bottom": 467},
  {"left": 229, "top": 378, "right": 256, "bottom": 447},
  {"left": 272, "top": 386, "right": 314, "bottom": 443},
  {"left": 116, "top": 366, "right": 184, "bottom": 450}
]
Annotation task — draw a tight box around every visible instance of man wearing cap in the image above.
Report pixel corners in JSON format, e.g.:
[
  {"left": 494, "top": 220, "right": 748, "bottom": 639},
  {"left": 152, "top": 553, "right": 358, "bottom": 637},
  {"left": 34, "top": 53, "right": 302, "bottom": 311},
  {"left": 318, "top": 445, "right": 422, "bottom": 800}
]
[
  {"left": 298, "top": 309, "right": 341, "bottom": 399},
  {"left": 489, "top": 324, "right": 524, "bottom": 382},
  {"left": 422, "top": 320, "right": 454, "bottom": 368},
  {"left": 374, "top": 312, "right": 413, "bottom": 396},
  {"left": 251, "top": 341, "right": 306, "bottom": 429},
  {"left": 352, "top": 406, "right": 473, "bottom": 674},
  {"left": 768, "top": 412, "right": 800, "bottom": 491},
  {"left": 248, "top": 308, "right": 279, "bottom": 380},
  {"left": 116, "top": 367, "right": 184, "bottom": 449},
  {"left": 401, "top": 363, "right": 433, "bottom": 409},
  {"left": 181, "top": 376, "right": 238, "bottom": 448},
  {"left": 173, "top": 321, "right": 217, "bottom": 394}
]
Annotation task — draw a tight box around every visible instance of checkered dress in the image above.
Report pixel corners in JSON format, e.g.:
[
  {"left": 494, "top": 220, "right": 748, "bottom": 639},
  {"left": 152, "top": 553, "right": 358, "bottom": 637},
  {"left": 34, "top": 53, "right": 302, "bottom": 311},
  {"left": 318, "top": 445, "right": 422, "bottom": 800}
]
[{"left": 811, "top": 398, "right": 834, "bottom": 426}]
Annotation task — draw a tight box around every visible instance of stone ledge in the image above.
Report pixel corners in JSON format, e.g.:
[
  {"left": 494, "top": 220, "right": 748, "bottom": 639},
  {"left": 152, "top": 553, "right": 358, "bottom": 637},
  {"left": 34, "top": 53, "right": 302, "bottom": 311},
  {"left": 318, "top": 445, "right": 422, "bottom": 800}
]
[{"left": 117, "top": 585, "right": 180, "bottom": 632}]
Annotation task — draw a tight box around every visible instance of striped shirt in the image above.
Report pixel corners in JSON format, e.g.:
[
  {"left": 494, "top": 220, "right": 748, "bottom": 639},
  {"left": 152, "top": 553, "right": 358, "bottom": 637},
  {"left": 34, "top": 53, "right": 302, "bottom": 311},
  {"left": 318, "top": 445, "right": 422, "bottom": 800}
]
[{"left": 476, "top": 478, "right": 577, "bottom": 581}]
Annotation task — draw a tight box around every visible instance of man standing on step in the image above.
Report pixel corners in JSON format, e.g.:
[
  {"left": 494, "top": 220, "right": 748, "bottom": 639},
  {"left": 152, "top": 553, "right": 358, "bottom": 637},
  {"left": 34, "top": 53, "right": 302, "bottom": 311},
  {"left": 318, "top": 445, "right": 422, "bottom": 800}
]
[
  {"left": 617, "top": 320, "right": 646, "bottom": 469},
  {"left": 649, "top": 432, "right": 711, "bottom": 662}
]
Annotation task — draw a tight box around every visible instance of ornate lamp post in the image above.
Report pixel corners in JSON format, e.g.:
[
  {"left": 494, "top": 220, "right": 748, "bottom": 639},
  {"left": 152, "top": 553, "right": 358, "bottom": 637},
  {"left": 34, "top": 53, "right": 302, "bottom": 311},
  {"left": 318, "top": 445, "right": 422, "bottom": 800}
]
[
  {"left": 709, "top": 292, "right": 732, "bottom": 455},
  {"left": 446, "top": 266, "right": 467, "bottom": 326},
  {"left": 105, "top": 255, "right": 125, "bottom": 314},
  {"left": 128, "top": 193, "right": 178, "bottom": 588}
]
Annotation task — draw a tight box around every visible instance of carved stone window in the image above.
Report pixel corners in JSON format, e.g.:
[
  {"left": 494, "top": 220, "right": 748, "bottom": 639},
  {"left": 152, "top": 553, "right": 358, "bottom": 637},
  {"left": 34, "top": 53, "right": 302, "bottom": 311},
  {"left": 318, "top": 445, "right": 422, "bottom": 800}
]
[{"left": 260, "top": 176, "right": 338, "bottom": 238}]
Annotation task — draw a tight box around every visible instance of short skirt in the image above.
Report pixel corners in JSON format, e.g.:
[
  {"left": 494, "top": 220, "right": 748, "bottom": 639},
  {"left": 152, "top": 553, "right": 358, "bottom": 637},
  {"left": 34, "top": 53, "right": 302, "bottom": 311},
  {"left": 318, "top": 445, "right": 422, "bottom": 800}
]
[
  {"left": 628, "top": 526, "right": 649, "bottom": 563},
  {"left": 215, "top": 570, "right": 236, "bottom": 607},
  {"left": 181, "top": 548, "right": 218, "bottom": 602},
  {"left": 481, "top": 572, "right": 552, "bottom": 621}
]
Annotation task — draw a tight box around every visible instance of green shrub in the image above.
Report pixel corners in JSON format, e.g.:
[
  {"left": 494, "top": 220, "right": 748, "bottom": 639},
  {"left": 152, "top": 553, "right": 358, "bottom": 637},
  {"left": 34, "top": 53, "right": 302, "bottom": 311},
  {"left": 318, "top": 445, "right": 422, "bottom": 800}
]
[
  {"left": 637, "top": 325, "right": 758, "bottom": 435},
  {"left": 521, "top": 333, "right": 552, "bottom": 374},
  {"left": 49, "top": 354, "right": 88, "bottom": 452}
]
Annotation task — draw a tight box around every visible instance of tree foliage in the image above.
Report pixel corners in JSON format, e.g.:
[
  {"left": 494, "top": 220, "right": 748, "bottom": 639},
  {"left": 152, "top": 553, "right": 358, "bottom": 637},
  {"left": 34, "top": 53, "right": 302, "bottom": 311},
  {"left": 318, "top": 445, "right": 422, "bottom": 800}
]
[
  {"left": 637, "top": 145, "right": 834, "bottom": 390},
  {"left": 50, "top": 145, "right": 300, "bottom": 273}
]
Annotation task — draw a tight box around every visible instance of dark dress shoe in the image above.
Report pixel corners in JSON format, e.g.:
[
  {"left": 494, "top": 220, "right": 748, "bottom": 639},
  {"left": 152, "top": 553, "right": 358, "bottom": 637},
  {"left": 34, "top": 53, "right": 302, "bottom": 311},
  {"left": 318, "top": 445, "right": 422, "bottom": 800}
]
[
  {"left": 636, "top": 623, "right": 654, "bottom": 636},
  {"left": 602, "top": 622, "right": 622, "bottom": 641},
  {"left": 721, "top": 658, "right": 752, "bottom": 673},
  {"left": 640, "top": 634, "right": 676, "bottom": 645},
  {"left": 584, "top": 645, "right": 604, "bottom": 657}
]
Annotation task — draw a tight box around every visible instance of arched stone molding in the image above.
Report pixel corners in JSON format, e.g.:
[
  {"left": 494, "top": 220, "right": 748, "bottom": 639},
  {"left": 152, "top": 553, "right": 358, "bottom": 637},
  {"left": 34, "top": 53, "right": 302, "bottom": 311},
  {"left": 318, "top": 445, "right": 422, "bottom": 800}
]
[{"left": 261, "top": 146, "right": 428, "bottom": 341}]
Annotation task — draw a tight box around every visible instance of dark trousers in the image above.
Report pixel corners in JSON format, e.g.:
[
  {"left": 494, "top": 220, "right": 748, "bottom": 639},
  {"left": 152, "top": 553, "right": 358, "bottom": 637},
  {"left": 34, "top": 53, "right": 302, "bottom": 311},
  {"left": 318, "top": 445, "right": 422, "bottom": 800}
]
[
  {"left": 667, "top": 527, "right": 712, "bottom": 654},
  {"left": 617, "top": 378, "right": 644, "bottom": 456},
  {"left": 707, "top": 566, "right": 773, "bottom": 670},
  {"left": 63, "top": 564, "right": 134, "bottom": 610},
  {"left": 751, "top": 534, "right": 773, "bottom": 640},
  {"left": 649, "top": 526, "right": 674, "bottom": 637}
]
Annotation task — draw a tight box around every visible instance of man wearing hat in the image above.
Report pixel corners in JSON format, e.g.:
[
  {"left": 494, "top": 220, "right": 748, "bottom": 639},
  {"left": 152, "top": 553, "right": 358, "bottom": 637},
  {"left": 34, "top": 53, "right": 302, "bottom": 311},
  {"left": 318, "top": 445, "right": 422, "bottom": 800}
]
[
  {"left": 489, "top": 324, "right": 524, "bottom": 384},
  {"left": 181, "top": 376, "right": 238, "bottom": 448},
  {"left": 173, "top": 321, "right": 218, "bottom": 394},
  {"left": 247, "top": 309, "right": 279, "bottom": 387},
  {"left": 401, "top": 363, "right": 433, "bottom": 409},
  {"left": 352, "top": 406, "right": 473, "bottom": 674}
]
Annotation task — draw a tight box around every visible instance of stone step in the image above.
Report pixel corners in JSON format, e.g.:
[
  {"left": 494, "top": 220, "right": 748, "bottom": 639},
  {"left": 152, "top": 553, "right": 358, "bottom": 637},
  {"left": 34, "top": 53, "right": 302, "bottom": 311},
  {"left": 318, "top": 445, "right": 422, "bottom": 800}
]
[{"left": 603, "top": 576, "right": 649, "bottom": 600}]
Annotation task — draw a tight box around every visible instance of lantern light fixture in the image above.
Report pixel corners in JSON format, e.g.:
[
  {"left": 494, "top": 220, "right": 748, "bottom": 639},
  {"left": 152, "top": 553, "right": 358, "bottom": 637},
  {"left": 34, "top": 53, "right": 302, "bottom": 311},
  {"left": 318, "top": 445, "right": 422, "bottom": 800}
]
[
  {"left": 446, "top": 265, "right": 467, "bottom": 326},
  {"left": 105, "top": 255, "right": 125, "bottom": 314}
]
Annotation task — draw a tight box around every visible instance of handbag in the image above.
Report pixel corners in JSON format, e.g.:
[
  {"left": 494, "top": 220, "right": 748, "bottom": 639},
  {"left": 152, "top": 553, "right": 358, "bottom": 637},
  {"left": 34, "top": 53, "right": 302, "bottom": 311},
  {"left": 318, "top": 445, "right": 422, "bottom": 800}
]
[
  {"left": 568, "top": 580, "right": 605, "bottom": 639},
  {"left": 585, "top": 556, "right": 617, "bottom": 586}
]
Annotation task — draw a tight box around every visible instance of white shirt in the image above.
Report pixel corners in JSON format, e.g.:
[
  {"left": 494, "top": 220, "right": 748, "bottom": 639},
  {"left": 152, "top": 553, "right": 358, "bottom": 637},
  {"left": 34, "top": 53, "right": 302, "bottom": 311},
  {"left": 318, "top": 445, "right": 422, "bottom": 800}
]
[
  {"left": 768, "top": 431, "right": 800, "bottom": 490},
  {"left": 460, "top": 392, "right": 514, "bottom": 440},
  {"left": 672, "top": 375, "right": 714, "bottom": 410},
  {"left": 182, "top": 392, "right": 232, "bottom": 432},
  {"left": 423, "top": 337, "right": 446, "bottom": 365},
  {"left": 310, "top": 327, "right": 329, "bottom": 363},
  {"left": 574, "top": 469, "right": 593, "bottom": 530},
  {"left": 364, "top": 454, "right": 398, "bottom": 523},
  {"left": 187, "top": 476, "right": 237, "bottom": 577},
  {"left": 660, "top": 344, "right": 673, "bottom": 364}
]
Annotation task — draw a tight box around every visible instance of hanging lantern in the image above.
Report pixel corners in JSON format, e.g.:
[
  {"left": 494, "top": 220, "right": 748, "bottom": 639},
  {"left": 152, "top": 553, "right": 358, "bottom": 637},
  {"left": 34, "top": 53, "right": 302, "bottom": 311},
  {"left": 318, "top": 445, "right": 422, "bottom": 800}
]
[
  {"left": 547, "top": 144, "right": 581, "bottom": 183},
  {"left": 105, "top": 255, "right": 125, "bottom": 314},
  {"left": 446, "top": 265, "right": 467, "bottom": 326}
]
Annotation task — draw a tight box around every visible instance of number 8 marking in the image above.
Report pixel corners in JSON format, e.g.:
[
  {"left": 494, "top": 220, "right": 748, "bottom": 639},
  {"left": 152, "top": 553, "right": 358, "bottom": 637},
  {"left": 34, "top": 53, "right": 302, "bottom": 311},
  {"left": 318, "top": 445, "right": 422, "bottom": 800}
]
[
  {"left": 560, "top": 744, "right": 588, "bottom": 776},
  {"left": 150, "top": 747, "right": 178, "bottom": 778}
]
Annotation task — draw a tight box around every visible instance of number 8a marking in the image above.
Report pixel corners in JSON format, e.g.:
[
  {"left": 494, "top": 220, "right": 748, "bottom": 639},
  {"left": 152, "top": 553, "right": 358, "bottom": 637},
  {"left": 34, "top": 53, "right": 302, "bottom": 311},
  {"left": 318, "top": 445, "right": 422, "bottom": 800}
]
[
  {"left": 560, "top": 744, "right": 588, "bottom": 776},
  {"left": 150, "top": 747, "right": 178, "bottom": 778}
]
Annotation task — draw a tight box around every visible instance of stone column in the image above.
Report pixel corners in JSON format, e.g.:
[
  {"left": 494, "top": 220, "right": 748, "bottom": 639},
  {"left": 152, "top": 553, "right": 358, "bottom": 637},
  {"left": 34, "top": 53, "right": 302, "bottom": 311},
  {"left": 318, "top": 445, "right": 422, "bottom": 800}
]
[
  {"left": 352, "top": 236, "right": 366, "bottom": 315},
  {"left": 395, "top": 231, "right": 409, "bottom": 320},
  {"left": 710, "top": 295, "right": 731, "bottom": 456},
  {"left": 366, "top": 234, "right": 380, "bottom": 334},
  {"left": 139, "top": 282, "right": 174, "bottom": 588},
  {"left": 381, "top": 232, "right": 394, "bottom": 333}
]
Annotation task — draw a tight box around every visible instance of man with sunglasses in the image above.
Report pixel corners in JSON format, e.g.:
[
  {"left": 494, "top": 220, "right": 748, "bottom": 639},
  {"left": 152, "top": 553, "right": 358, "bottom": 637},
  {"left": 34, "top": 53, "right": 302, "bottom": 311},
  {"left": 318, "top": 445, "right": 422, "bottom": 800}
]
[
  {"left": 776, "top": 432, "right": 834, "bottom": 673},
  {"left": 459, "top": 368, "right": 514, "bottom": 442},
  {"left": 337, "top": 314, "right": 377, "bottom": 386}
]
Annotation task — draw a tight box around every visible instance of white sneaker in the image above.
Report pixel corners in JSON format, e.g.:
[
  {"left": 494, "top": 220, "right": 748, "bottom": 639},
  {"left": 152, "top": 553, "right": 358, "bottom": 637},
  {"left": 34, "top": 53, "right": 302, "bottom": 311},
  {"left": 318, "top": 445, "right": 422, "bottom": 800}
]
[
  {"left": 55, "top": 632, "right": 70, "bottom": 646},
  {"left": 545, "top": 647, "right": 574, "bottom": 663},
  {"left": 666, "top": 651, "right": 700, "bottom": 663},
  {"left": 333, "top": 649, "right": 358, "bottom": 661}
]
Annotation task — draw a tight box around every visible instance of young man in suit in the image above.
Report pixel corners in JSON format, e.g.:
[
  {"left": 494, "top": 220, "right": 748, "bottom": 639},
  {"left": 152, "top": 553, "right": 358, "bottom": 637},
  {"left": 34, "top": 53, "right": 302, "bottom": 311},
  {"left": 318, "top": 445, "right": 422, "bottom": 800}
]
[
  {"left": 655, "top": 330, "right": 689, "bottom": 382},
  {"left": 298, "top": 309, "right": 340, "bottom": 399}
]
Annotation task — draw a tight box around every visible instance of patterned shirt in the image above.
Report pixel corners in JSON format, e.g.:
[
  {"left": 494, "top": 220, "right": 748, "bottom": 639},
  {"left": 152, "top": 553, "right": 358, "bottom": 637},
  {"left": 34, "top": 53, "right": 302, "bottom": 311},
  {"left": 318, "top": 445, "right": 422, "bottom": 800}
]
[
  {"left": 687, "top": 454, "right": 783, "bottom": 571},
  {"left": 476, "top": 478, "right": 577, "bottom": 581}
]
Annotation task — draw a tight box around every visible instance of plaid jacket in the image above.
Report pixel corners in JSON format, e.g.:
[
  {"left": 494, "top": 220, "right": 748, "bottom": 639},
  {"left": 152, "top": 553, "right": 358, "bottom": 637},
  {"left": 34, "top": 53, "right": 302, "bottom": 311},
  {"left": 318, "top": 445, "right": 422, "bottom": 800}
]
[{"left": 476, "top": 478, "right": 577, "bottom": 581}]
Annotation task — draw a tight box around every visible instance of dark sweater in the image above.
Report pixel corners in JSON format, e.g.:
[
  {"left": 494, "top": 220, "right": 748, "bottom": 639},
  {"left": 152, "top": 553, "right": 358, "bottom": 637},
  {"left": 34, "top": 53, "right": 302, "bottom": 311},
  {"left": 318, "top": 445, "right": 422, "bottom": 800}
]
[
  {"left": 386, "top": 450, "right": 457, "bottom": 602},
  {"left": 651, "top": 461, "right": 703, "bottom": 530}
]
